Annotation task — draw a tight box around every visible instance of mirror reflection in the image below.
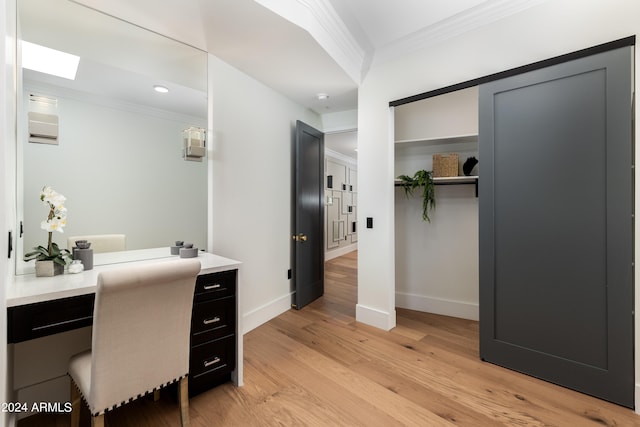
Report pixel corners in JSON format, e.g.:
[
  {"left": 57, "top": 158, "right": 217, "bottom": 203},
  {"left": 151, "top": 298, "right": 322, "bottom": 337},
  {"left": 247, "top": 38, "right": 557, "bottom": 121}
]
[{"left": 17, "top": 0, "right": 208, "bottom": 274}]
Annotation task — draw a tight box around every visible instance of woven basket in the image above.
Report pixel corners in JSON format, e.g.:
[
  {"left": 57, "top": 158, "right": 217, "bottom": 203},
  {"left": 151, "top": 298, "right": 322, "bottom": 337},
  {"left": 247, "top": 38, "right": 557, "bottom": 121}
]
[{"left": 432, "top": 153, "right": 459, "bottom": 177}]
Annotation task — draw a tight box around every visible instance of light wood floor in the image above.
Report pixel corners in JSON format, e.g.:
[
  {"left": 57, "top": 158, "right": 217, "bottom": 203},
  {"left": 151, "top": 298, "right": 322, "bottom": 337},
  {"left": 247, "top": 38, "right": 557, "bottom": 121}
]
[{"left": 20, "top": 251, "right": 640, "bottom": 426}]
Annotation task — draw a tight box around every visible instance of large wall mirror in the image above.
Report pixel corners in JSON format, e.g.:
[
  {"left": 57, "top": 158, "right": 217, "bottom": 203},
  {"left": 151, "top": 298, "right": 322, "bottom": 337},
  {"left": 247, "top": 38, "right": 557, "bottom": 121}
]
[{"left": 16, "top": 0, "right": 208, "bottom": 274}]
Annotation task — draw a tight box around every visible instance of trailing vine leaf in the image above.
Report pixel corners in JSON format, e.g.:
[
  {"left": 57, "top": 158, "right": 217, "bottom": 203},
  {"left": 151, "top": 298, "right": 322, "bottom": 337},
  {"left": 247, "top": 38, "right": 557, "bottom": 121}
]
[{"left": 397, "top": 170, "right": 436, "bottom": 222}]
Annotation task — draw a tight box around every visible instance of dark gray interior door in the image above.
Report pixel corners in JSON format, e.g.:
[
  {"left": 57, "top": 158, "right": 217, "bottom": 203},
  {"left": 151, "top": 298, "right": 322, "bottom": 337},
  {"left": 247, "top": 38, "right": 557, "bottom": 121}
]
[
  {"left": 292, "top": 120, "right": 324, "bottom": 309},
  {"left": 479, "top": 46, "right": 634, "bottom": 407}
]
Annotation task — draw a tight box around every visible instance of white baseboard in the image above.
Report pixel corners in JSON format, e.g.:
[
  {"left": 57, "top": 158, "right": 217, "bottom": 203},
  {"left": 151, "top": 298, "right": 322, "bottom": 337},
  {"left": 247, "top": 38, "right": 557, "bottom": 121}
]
[
  {"left": 396, "top": 292, "right": 479, "bottom": 321},
  {"left": 325, "top": 244, "right": 357, "bottom": 261},
  {"left": 242, "top": 292, "right": 292, "bottom": 334},
  {"left": 356, "top": 304, "right": 396, "bottom": 330}
]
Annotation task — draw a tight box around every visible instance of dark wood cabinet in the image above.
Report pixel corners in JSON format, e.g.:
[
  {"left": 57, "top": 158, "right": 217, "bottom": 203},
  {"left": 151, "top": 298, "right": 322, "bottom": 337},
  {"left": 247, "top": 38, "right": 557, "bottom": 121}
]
[
  {"left": 188, "top": 269, "right": 237, "bottom": 396},
  {"left": 7, "top": 294, "right": 95, "bottom": 343}
]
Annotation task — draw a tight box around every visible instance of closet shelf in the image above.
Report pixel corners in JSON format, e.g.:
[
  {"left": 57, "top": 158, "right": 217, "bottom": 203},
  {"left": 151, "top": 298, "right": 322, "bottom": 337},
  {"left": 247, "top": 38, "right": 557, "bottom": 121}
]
[
  {"left": 394, "top": 176, "right": 479, "bottom": 197},
  {"left": 395, "top": 133, "right": 478, "bottom": 146}
]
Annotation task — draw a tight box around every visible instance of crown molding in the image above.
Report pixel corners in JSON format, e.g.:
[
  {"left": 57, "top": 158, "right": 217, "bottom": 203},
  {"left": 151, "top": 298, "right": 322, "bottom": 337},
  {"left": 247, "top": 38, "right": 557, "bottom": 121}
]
[
  {"left": 254, "top": 0, "right": 366, "bottom": 83},
  {"left": 325, "top": 148, "right": 357, "bottom": 166},
  {"left": 372, "top": 0, "right": 550, "bottom": 67},
  {"left": 299, "top": 0, "right": 366, "bottom": 75}
]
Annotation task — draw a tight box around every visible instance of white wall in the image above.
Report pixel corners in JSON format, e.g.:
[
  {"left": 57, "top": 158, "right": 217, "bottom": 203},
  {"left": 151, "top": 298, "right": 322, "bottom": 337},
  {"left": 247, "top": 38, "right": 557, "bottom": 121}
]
[
  {"left": 208, "top": 54, "right": 321, "bottom": 334},
  {"left": 357, "top": 0, "right": 640, "bottom": 410},
  {"left": 321, "top": 109, "right": 357, "bottom": 133},
  {"left": 395, "top": 183, "right": 479, "bottom": 319},
  {"left": 395, "top": 143, "right": 479, "bottom": 320},
  {"left": 2, "top": 0, "right": 16, "bottom": 424},
  {"left": 394, "top": 86, "right": 478, "bottom": 142},
  {"left": 20, "top": 86, "right": 207, "bottom": 258}
]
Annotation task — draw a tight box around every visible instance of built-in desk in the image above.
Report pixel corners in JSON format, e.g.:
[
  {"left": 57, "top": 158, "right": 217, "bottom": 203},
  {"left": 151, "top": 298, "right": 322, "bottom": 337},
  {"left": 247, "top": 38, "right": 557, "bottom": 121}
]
[
  {"left": 6, "top": 248, "right": 243, "bottom": 417},
  {"left": 7, "top": 247, "right": 240, "bottom": 307}
]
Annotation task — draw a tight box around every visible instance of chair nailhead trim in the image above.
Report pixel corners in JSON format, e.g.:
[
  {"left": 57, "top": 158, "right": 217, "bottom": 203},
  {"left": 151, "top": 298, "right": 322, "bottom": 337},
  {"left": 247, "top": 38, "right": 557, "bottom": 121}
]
[{"left": 69, "top": 373, "right": 188, "bottom": 417}]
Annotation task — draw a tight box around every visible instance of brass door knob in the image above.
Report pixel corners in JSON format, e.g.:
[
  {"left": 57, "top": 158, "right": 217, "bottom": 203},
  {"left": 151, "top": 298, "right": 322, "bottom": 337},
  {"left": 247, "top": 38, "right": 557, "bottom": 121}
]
[{"left": 292, "top": 233, "right": 308, "bottom": 242}]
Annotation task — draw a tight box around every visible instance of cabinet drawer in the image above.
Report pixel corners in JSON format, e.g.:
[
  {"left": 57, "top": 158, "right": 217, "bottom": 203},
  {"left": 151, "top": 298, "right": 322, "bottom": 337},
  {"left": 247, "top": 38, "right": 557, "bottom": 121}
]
[
  {"left": 194, "top": 270, "right": 236, "bottom": 302},
  {"left": 191, "top": 297, "right": 235, "bottom": 346},
  {"left": 7, "top": 294, "right": 95, "bottom": 343},
  {"left": 190, "top": 334, "right": 236, "bottom": 379}
]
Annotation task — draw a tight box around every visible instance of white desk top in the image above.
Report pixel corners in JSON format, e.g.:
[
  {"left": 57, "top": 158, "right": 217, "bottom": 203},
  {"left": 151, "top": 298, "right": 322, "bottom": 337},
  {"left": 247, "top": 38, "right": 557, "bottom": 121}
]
[{"left": 7, "top": 248, "right": 241, "bottom": 307}]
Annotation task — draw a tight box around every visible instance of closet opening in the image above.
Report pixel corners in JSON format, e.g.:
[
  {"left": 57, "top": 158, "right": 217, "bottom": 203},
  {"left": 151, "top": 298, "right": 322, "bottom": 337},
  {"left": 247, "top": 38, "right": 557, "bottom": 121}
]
[{"left": 393, "top": 86, "right": 479, "bottom": 322}]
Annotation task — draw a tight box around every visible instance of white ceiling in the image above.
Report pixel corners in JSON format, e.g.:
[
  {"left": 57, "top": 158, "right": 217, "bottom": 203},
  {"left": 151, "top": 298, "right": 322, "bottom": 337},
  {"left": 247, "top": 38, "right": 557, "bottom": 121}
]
[
  {"left": 75, "top": 0, "right": 360, "bottom": 113},
  {"left": 326, "top": 131, "right": 358, "bottom": 160},
  {"left": 64, "top": 0, "right": 547, "bottom": 157},
  {"left": 74, "top": 0, "right": 547, "bottom": 115},
  {"left": 329, "top": 0, "right": 488, "bottom": 51}
]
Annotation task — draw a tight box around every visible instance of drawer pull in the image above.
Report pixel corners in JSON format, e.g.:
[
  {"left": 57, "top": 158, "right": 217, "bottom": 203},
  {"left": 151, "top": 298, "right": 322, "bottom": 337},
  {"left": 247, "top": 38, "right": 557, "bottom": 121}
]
[
  {"left": 203, "top": 283, "right": 222, "bottom": 290},
  {"left": 32, "top": 315, "right": 93, "bottom": 332},
  {"left": 203, "top": 316, "right": 221, "bottom": 325},
  {"left": 204, "top": 357, "right": 221, "bottom": 368}
]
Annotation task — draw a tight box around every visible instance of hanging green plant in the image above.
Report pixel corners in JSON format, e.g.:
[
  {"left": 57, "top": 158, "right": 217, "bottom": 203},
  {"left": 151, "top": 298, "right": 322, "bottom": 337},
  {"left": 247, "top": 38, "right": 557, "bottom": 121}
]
[{"left": 397, "top": 170, "right": 436, "bottom": 222}]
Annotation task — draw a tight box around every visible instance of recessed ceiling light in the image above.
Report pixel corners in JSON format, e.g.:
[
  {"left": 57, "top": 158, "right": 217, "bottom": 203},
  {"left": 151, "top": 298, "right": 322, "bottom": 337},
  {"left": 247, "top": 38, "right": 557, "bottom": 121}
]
[
  {"left": 22, "top": 41, "right": 80, "bottom": 80},
  {"left": 316, "top": 93, "right": 329, "bottom": 100},
  {"left": 153, "top": 85, "right": 169, "bottom": 93}
]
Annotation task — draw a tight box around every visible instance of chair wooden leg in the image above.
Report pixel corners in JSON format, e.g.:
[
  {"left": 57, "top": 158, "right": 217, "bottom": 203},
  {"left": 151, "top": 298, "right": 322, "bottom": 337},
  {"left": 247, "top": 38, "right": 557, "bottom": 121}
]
[
  {"left": 91, "top": 414, "right": 104, "bottom": 427},
  {"left": 70, "top": 381, "right": 81, "bottom": 427},
  {"left": 178, "top": 377, "right": 190, "bottom": 427}
]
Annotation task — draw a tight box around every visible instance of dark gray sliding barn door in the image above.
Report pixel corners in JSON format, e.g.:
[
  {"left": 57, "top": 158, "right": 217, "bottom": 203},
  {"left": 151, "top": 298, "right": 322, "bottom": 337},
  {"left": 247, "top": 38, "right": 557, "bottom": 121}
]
[{"left": 479, "top": 46, "right": 634, "bottom": 407}]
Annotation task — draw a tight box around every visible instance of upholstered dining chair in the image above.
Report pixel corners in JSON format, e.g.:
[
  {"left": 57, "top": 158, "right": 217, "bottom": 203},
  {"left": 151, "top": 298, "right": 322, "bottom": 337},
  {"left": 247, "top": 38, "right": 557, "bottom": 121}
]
[{"left": 68, "top": 258, "right": 201, "bottom": 427}]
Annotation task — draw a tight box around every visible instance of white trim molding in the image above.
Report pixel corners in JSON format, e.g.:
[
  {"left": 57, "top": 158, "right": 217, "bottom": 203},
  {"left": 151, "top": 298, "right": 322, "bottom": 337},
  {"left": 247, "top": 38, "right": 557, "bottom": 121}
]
[
  {"left": 325, "top": 243, "right": 357, "bottom": 261},
  {"left": 325, "top": 148, "right": 356, "bottom": 166},
  {"left": 242, "top": 292, "right": 292, "bottom": 334},
  {"left": 356, "top": 304, "right": 396, "bottom": 331},
  {"left": 372, "top": 0, "right": 550, "bottom": 67},
  {"left": 253, "top": 0, "right": 366, "bottom": 83},
  {"left": 396, "top": 292, "right": 479, "bottom": 321},
  {"left": 256, "top": 0, "right": 550, "bottom": 79}
]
